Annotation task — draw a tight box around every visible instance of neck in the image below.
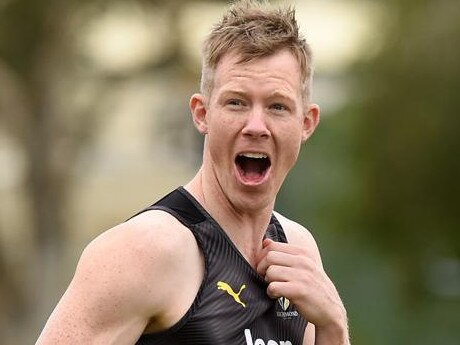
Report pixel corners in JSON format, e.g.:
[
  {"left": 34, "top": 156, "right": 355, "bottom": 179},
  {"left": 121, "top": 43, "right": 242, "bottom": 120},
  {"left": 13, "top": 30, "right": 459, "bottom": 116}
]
[{"left": 185, "top": 168, "right": 274, "bottom": 266}]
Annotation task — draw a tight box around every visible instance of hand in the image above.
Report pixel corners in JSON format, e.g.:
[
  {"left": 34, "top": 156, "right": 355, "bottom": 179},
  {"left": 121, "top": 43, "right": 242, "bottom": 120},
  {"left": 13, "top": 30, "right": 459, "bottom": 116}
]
[{"left": 256, "top": 238, "right": 349, "bottom": 344}]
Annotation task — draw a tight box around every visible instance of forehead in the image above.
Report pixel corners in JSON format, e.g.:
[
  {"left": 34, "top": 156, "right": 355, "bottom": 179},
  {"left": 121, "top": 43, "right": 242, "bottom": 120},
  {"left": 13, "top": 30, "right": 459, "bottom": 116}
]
[{"left": 212, "top": 50, "right": 303, "bottom": 97}]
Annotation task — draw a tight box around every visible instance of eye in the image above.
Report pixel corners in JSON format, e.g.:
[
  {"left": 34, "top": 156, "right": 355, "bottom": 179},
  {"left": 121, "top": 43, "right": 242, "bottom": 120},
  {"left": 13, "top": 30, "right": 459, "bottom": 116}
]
[
  {"left": 228, "top": 99, "right": 242, "bottom": 105},
  {"left": 226, "top": 99, "right": 246, "bottom": 109},
  {"left": 270, "top": 103, "right": 289, "bottom": 112}
]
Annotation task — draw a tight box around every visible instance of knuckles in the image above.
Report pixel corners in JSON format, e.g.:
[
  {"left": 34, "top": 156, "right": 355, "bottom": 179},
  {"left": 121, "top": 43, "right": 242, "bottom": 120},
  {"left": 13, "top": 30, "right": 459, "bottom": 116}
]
[
  {"left": 264, "top": 265, "right": 277, "bottom": 281},
  {"left": 265, "top": 250, "right": 277, "bottom": 265},
  {"left": 267, "top": 282, "right": 281, "bottom": 298}
]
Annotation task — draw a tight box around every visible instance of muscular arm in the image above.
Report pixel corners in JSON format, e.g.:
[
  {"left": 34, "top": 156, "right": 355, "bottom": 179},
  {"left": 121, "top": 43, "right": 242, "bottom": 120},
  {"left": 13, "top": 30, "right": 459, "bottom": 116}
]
[
  {"left": 258, "top": 212, "right": 349, "bottom": 345},
  {"left": 36, "top": 211, "right": 202, "bottom": 345}
]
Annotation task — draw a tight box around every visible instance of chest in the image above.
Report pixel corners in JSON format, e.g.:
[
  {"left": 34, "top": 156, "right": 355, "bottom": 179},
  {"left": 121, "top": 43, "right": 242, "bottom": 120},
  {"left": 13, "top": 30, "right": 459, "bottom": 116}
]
[{"left": 137, "top": 220, "right": 307, "bottom": 345}]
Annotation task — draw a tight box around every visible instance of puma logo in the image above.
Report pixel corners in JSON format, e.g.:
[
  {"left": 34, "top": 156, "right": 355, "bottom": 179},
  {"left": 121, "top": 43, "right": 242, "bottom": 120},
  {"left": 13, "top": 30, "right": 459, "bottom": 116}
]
[{"left": 217, "top": 281, "right": 247, "bottom": 308}]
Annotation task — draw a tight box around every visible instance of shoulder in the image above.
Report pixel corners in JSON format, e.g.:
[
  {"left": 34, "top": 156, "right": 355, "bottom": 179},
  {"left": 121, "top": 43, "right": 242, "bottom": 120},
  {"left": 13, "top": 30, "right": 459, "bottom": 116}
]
[
  {"left": 75, "top": 209, "right": 199, "bottom": 317},
  {"left": 83, "top": 209, "right": 194, "bottom": 272},
  {"left": 273, "top": 211, "right": 323, "bottom": 267},
  {"left": 37, "top": 209, "right": 202, "bottom": 343},
  {"left": 273, "top": 210, "right": 316, "bottom": 247}
]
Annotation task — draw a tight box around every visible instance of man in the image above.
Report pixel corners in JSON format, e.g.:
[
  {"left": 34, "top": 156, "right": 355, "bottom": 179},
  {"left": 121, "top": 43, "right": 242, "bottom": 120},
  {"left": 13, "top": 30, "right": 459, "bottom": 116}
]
[{"left": 36, "top": 0, "right": 349, "bottom": 344}]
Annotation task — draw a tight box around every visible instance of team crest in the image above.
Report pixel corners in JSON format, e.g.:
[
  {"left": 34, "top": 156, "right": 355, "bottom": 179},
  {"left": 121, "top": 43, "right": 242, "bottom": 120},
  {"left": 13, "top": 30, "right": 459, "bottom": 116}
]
[
  {"left": 276, "top": 296, "right": 298, "bottom": 319},
  {"left": 278, "top": 297, "right": 290, "bottom": 311}
]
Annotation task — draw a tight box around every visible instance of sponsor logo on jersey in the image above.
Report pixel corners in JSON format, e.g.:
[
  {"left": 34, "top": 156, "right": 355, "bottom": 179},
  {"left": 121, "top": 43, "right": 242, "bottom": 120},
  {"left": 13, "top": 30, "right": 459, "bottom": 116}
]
[
  {"left": 244, "top": 328, "right": 292, "bottom": 345},
  {"left": 276, "top": 297, "right": 298, "bottom": 319},
  {"left": 217, "top": 281, "right": 247, "bottom": 308}
]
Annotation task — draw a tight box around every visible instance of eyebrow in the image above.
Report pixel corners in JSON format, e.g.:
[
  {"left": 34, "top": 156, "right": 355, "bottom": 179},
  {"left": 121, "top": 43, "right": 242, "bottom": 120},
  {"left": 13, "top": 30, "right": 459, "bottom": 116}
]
[
  {"left": 218, "top": 89, "right": 295, "bottom": 100},
  {"left": 267, "top": 91, "right": 296, "bottom": 103},
  {"left": 218, "top": 90, "right": 247, "bottom": 98}
]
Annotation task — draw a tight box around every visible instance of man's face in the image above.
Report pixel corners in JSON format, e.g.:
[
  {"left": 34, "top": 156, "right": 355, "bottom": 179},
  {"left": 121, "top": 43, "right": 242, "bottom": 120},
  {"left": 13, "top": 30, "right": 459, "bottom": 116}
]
[{"left": 191, "top": 49, "right": 319, "bottom": 212}]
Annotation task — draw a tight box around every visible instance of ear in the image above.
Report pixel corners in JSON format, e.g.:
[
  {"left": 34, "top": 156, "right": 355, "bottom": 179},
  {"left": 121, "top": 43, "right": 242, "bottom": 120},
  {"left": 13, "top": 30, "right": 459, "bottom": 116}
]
[
  {"left": 190, "top": 93, "right": 209, "bottom": 135},
  {"left": 301, "top": 103, "right": 320, "bottom": 142}
]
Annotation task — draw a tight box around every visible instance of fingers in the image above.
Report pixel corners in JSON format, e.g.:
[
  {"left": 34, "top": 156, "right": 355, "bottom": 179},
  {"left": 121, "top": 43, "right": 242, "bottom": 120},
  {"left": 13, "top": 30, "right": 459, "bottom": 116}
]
[
  {"left": 256, "top": 238, "right": 316, "bottom": 277},
  {"left": 266, "top": 281, "right": 299, "bottom": 299},
  {"left": 258, "top": 239, "right": 348, "bottom": 335},
  {"left": 256, "top": 238, "right": 323, "bottom": 304},
  {"left": 256, "top": 239, "right": 303, "bottom": 270},
  {"left": 257, "top": 247, "right": 293, "bottom": 277},
  {"left": 261, "top": 238, "right": 305, "bottom": 255},
  {"left": 264, "top": 264, "right": 292, "bottom": 283}
]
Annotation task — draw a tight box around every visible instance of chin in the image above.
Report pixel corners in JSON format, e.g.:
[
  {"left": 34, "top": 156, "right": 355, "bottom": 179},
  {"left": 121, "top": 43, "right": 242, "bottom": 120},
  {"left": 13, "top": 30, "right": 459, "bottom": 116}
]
[{"left": 231, "top": 185, "right": 276, "bottom": 212}]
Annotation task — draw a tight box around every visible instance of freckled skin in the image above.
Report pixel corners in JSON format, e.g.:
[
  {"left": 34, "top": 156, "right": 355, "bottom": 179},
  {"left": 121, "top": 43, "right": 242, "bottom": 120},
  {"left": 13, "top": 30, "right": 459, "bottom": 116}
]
[
  {"left": 190, "top": 50, "right": 319, "bottom": 216},
  {"left": 36, "top": 50, "right": 349, "bottom": 345}
]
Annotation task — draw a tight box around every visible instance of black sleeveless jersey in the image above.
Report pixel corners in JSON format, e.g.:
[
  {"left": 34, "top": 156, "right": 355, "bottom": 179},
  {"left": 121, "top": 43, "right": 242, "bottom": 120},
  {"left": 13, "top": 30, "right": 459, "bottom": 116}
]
[{"left": 134, "top": 187, "right": 307, "bottom": 345}]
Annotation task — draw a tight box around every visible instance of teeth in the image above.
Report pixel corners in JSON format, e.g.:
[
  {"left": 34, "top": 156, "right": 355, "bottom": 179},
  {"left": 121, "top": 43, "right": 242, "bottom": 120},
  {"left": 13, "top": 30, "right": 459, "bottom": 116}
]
[{"left": 240, "top": 153, "right": 267, "bottom": 159}]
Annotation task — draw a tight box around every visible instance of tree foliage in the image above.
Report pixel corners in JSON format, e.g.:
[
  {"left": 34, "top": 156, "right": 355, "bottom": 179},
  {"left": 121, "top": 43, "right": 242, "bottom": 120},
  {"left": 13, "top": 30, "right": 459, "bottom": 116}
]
[{"left": 280, "top": 0, "right": 460, "bottom": 343}]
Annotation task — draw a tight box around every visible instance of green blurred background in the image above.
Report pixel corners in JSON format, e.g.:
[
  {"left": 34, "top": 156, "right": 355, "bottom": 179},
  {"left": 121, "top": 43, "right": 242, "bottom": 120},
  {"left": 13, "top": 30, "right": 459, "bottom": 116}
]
[{"left": 0, "top": 0, "right": 459, "bottom": 344}]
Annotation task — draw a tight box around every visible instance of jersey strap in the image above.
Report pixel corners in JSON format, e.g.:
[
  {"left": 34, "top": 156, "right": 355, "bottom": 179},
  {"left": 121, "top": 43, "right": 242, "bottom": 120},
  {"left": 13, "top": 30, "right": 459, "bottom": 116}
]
[{"left": 133, "top": 187, "right": 307, "bottom": 345}]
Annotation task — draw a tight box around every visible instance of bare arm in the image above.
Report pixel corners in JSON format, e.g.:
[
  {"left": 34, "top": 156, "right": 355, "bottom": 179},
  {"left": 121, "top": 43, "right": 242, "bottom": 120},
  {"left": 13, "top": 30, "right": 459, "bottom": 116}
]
[{"left": 36, "top": 211, "right": 202, "bottom": 345}]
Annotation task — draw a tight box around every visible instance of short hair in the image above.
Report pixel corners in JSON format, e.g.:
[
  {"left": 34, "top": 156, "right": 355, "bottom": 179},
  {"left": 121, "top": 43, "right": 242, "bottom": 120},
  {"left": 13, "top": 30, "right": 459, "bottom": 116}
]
[{"left": 200, "top": 0, "right": 313, "bottom": 102}]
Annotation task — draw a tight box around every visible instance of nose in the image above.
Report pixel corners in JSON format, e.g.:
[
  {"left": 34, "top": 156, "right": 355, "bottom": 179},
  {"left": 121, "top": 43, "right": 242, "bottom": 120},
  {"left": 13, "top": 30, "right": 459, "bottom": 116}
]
[{"left": 241, "top": 107, "right": 270, "bottom": 139}]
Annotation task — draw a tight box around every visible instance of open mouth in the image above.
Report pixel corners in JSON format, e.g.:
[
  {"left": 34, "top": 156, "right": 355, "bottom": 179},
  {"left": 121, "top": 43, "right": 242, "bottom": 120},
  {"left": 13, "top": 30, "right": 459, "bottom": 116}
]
[{"left": 235, "top": 152, "right": 271, "bottom": 184}]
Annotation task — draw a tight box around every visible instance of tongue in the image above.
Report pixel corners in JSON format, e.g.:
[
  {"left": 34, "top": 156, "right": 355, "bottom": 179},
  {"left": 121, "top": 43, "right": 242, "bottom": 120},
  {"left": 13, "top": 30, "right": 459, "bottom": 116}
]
[{"left": 242, "top": 159, "right": 264, "bottom": 180}]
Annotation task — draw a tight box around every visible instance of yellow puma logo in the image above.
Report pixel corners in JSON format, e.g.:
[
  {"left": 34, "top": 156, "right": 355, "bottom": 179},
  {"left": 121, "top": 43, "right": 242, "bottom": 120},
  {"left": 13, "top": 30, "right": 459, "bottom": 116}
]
[{"left": 217, "top": 281, "right": 247, "bottom": 308}]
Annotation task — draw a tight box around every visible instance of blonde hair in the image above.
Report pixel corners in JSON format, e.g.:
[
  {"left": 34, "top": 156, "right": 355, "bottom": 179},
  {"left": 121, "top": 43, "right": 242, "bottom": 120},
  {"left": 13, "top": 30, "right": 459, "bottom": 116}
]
[{"left": 201, "top": 0, "right": 313, "bottom": 101}]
